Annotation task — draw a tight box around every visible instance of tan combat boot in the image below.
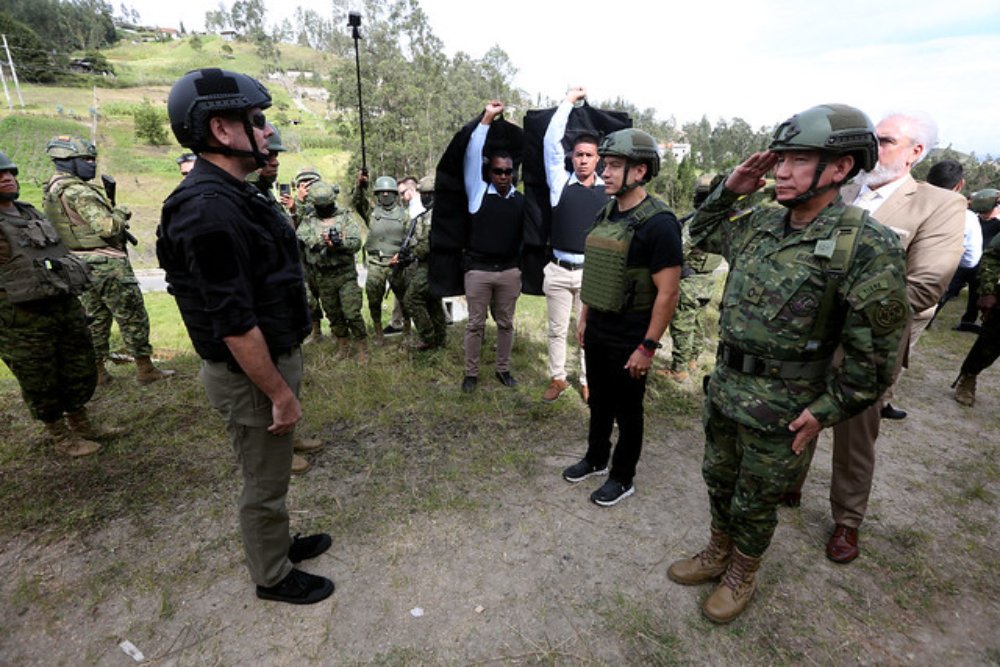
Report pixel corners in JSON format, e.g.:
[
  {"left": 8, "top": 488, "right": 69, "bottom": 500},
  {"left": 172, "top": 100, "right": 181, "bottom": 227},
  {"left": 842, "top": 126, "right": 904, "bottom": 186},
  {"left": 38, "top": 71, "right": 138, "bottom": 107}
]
[
  {"left": 45, "top": 418, "right": 102, "bottom": 458},
  {"left": 95, "top": 358, "right": 113, "bottom": 386},
  {"left": 294, "top": 437, "right": 324, "bottom": 453},
  {"left": 954, "top": 374, "right": 977, "bottom": 407},
  {"left": 135, "top": 356, "right": 175, "bottom": 385},
  {"left": 335, "top": 337, "right": 351, "bottom": 360},
  {"left": 354, "top": 339, "right": 369, "bottom": 365},
  {"left": 668, "top": 526, "right": 733, "bottom": 585},
  {"left": 291, "top": 453, "right": 311, "bottom": 474},
  {"left": 66, "top": 407, "right": 126, "bottom": 440},
  {"left": 702, "top": 548, "right": 761, "bottom": 624}
]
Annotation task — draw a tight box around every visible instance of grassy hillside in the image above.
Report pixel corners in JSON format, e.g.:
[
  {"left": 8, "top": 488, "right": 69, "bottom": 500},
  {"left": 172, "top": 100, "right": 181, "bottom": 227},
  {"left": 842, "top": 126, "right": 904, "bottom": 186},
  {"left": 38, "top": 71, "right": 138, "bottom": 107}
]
[{"left": 0, "top": 35, "right": 352, "bottom": 267}]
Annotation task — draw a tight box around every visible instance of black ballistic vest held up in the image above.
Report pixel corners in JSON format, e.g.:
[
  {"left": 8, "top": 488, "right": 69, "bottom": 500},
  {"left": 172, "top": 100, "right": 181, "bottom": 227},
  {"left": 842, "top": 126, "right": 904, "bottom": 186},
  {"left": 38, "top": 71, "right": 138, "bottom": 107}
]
[
  {"left": 466, "top": 190, "right": 524, "bottom": 270},
  {"left": 551, "top": 182, "right": 608, "bottom": 254}
]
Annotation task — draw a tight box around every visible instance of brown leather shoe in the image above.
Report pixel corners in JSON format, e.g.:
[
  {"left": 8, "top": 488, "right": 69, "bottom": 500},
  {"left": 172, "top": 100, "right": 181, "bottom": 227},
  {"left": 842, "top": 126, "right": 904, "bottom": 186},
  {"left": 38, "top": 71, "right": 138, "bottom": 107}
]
[
  {"left": 826, "top": 524, "right": 859, "bottom": 563},
  {"left": 542, "top": 378, "right": 569, "bottom": 402},
  {"left": 580, "top": 384, "right": 590, "bottom": 404}
]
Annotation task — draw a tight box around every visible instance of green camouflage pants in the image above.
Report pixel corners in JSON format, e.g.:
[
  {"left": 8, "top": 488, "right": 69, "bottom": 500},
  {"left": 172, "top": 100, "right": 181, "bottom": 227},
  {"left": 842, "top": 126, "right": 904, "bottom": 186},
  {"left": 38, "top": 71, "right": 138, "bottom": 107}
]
[
  {"left": 668, "top": 272, "right": 714, "bottom": 370},
  {"left": 702, "top": 398, "right": 814, "bottom": 558},
  {"left": 315, "top": 268, "right": 366, "bottom": 340},
  {"left": 365, "top": 261, "right": 407, "bottom": 330},
  {"left": 0, "top": 295, "right": 96, "bottom": 423},
  {"left": 403, "top": 264, "right": 446, "bottom": 346},
  {"left": 80, "top": 256, "right": 152, "bottom": 359},
  {"left": 303, "top": 261, "right": 324, "bottom": 324}
]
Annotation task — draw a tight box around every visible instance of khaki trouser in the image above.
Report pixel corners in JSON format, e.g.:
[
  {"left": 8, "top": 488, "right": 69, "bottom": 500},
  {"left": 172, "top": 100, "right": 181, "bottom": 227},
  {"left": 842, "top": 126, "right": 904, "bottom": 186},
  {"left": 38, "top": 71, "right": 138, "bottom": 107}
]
[
  {"left": 542, "top": 261, "right": 586, "bottom": 384},
  {"left": 200, "top": 348, "right": 303, "bottom": 587},
  {"left": 463, "top": 268, "right": 520, "bottom": 376}
]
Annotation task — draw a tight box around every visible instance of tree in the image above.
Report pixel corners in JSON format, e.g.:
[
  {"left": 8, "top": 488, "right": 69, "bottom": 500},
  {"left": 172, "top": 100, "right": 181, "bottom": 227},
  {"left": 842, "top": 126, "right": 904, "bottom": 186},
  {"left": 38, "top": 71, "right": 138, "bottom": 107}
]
[
  {"left": 0, "top": 13, "right": 54, "bottom": 82},
  {"left": 133, "top": 99, "right": 168, "bottom": 145},
  {"left": 189, "top": 34, "right": 204, "bottom": 51}
]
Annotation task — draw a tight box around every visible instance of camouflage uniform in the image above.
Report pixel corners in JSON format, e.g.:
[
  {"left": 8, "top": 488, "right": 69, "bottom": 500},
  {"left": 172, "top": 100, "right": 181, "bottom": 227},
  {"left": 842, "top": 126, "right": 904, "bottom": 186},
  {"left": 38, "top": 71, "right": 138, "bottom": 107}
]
[
  {"left": 401, "top": 208, "right": 447, "bottom": 347},
  {"left": 956, "top": 233, "right": 1000, "bottom": 382},
  {"left": 353, "top": 183, "right": 409, "bottom": 334},
  {"left": 43, "top": 173, "right": 153, "bottom": 361},
  {"left": 0, "top": 202, "right": 96, "bottom": 422},
  {"left": 689, "top": 186, "right": 909, "bottom": 557},
  {"left": 296, "top": 207, "right": 366, "bottom": 340},
  {"left": 668, "top": 222, "right": 723, "bottom": 372}
]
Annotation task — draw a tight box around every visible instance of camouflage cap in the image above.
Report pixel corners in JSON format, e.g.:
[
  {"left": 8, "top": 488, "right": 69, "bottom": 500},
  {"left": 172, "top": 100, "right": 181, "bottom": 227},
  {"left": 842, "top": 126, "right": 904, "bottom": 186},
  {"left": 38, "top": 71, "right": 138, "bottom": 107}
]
[
  {"left": 0, "top": 151, "right": 18, "bottom": 175},
  {"left": 176, "top": 152, "right": 198, "bottom": 165},
  {"left": 310, "top": 182, "right": 338, "bottom": 207},
  {"left": 971, "top": 188, "right": 1000, "bottom": 214},
  {"left": 417, "top": 174, "right": 435, "bottom": 193},
  {"left": 294, "top": 169, "right": 322, "bottom": 186},
  {"left": 46, "top": 135, "right": 97, "bottom": 160}
]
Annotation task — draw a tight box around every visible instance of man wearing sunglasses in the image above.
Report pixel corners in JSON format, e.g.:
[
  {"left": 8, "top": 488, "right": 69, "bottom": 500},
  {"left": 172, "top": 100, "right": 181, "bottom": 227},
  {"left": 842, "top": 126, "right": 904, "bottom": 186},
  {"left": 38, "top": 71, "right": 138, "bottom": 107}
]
[
  {"left": 159, "top": 68, "right": 334, "bottom": 605},
  {"left": 460, "top": 100, "right": 525, "bottom": 392}
]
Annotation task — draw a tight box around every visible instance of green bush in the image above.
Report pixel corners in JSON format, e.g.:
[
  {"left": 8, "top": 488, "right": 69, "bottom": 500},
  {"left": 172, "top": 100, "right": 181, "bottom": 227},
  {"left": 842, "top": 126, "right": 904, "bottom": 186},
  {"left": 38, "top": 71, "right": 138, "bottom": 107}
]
[{"left": 133, "top": 99, "right": 168, "bottom": 145}]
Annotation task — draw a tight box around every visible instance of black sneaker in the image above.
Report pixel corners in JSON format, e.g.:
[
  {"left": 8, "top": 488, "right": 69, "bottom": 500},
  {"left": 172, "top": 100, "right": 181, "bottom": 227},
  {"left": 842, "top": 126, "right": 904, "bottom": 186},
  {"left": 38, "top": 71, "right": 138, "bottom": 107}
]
[
  {"left": 590, "top": 479, "right": 634, "bottom": 506},
  {"left": 495, "top": 371, "right": 517, "bottom": 387},
  {"left": 383, "top": 324, "right": 404, "bottom": 336},
  {"left": 255, "top": 569, "right": 335, "bottom": 605},
  {"left": 462, "top": 375, "right": 478, "bottom": 392},
  {"left": 562, "top": 459, "right": 609, "bottom": 483},
  {"left": 288, "top": 533, "right": 332, "bottom": 563},
  {"left": 879, "top": 403, "right": 907, "bottom": 420}
]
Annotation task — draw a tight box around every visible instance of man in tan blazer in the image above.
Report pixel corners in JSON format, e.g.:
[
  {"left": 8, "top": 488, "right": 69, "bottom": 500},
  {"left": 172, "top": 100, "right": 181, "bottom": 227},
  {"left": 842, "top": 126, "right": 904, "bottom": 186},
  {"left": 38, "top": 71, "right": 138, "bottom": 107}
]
[{"left": 823, "top": 112, "right": 966, "bottom": 563}]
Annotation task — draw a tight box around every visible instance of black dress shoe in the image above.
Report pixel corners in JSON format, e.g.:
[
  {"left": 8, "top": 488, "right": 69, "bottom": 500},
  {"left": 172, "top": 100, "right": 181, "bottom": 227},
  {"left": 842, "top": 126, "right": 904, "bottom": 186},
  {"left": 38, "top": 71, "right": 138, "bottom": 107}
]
[
  {"left": 256, "top": 569, "right": 335, "bottom": 604},
  {"left": 495, "top": 371, "right": 517, "bottom": 387},
  {"left": 953, "top": 321, "right": 982, "bottom": 334},
  {"left": 880, "top": 403, "right": 907, "bottom": 420},
  {"left": 288, "top": 533, "right": 332, "bottom": 563},
  {"left": 461, "top": 375, "right": 478, "bottom": 392}
]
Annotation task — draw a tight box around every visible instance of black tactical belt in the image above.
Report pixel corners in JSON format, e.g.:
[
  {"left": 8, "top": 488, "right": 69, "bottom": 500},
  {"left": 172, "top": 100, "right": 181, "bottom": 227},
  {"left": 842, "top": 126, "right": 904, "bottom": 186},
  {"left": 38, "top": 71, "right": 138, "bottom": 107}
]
[
  {"left": 717, "top": 342, "right": 831, "bottom": 380},
  {"left": 553, "top": 258, "right": 584, "bottom": 271}
]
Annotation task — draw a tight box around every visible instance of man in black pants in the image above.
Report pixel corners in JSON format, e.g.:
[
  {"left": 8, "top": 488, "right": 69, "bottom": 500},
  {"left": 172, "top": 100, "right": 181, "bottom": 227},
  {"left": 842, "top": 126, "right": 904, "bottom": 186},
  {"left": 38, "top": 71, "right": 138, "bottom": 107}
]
[{"left": 562, "top": 129, "right": 682, "bottom": 506}]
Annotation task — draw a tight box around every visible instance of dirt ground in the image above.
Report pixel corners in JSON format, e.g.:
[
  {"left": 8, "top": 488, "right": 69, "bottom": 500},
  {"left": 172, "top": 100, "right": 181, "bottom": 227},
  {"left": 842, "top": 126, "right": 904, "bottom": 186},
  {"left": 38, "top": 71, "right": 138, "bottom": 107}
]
[{"left": 1, "top": 309, "right": 999, "bottom": 665}]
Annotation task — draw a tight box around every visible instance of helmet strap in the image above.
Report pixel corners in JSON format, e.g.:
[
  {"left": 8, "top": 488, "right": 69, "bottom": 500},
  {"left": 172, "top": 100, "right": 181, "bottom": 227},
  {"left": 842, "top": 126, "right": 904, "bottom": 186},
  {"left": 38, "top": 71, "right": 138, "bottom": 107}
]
[
  {"left": 199, "top": 117, "right": 268, "bottom": 167},
  {"left": 777, "top": 156, "right": 843, "bottom": 209}
]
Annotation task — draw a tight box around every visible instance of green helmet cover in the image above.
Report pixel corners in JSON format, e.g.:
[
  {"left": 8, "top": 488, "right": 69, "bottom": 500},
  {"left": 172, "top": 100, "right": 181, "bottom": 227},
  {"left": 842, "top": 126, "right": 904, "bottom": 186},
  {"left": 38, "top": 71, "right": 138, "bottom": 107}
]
[
  {"left": 309, "top": 182, "right": 338, "bottom": 207},
  {"left": 770, "top": 103, "right": 877, "bottom": 177},
  {"left": 294, "top": 169, "right": 322, "bottom": 187},
  {"left": 46, "top": 135, "right": 97, "bottom": 160},
  {"left": 971, "top": 188, "right": 1000, "bottom": 214},
  {"left": 598, "top": 129, "right": 660, "bottom": 179},
  {"left": 267, "top": 125, "right": 287, "bottom": 153},
  {"left": 417, "top": 175, "right": 435, "bottom": 193},
  {"left": 373, "top": 175, "right": 398, "bottom": 193},
  {"left": 0, "top": 151, "right": 18, "bottom": 175}
]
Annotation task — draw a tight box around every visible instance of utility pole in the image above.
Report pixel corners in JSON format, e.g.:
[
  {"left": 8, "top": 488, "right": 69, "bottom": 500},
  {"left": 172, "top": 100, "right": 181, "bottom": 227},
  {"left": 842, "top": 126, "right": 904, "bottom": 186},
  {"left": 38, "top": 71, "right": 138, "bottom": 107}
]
[
  {"left": 0, "top": 58, "right": 11, "bottom": 111},
  {"left": 1, "top": 34, "right": 24, "bottom": 109},
  {"left": 91, "top": 86, "right": 98, "bottom": 142}
]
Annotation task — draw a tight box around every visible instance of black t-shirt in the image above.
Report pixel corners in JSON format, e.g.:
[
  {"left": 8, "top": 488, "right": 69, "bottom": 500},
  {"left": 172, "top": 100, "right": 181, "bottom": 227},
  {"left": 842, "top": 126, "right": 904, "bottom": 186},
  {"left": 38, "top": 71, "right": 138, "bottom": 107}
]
[{"left": 585, "top": 198, "right": 683, "bottom": 348}]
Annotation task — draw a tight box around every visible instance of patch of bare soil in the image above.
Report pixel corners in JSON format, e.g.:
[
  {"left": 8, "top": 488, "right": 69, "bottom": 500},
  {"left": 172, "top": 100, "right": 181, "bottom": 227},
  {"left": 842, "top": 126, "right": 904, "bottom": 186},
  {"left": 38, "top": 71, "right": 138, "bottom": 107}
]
[{"left": 1, "top": 317, "right": 998, "bottom": 665}]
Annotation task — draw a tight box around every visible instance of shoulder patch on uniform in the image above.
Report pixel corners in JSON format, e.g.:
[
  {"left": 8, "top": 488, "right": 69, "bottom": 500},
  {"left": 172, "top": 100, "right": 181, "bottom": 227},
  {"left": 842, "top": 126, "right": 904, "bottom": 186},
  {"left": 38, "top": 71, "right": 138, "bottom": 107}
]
[
  {"left": 866, "top": 297, "right": 908, "bottom": 335},
  {"left": 854, "top": 274, "right": 892, "bottom": 303}
]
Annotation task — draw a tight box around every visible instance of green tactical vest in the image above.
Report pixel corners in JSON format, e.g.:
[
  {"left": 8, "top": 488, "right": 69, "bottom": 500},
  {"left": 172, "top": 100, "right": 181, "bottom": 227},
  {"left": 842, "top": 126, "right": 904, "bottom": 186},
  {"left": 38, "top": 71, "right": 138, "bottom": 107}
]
[
  {"left": 43, "top": 174, "right": 110, "bottom": 251},
  {"left": 302, "top": 211, "right": 357, "bottom": 271},
  {"left": 0, "top": 204, "right": 91, "bottom": 303},
  {"left": 581, "top": 196, "right": 671, "bottom": 313},
  {"left": 366, "top": 203, "right": 407, "bottom": 260}
]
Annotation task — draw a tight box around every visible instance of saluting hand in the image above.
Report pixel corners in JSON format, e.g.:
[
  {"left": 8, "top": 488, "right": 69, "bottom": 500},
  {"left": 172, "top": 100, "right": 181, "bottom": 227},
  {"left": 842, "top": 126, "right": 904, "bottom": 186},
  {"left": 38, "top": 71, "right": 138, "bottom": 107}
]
[{"left": 726, "top": 151, "right": 779, "bottom": 195}]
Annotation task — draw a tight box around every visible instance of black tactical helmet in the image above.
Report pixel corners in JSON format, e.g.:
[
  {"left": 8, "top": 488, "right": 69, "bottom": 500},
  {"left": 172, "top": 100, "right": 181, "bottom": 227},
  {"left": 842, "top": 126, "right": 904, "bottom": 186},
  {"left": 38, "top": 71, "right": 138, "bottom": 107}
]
[
  {"left": 0, "top": 151, "right": 18, "bottom": 175},
  {"left": 770, "top": 103, "right": 877, "bottom": 179},
  {"left": 167, "top": 68, "right": 271, "bottom": 151},
  {"left": 598, "top": 128, "right": 660, "bottom": 180}
]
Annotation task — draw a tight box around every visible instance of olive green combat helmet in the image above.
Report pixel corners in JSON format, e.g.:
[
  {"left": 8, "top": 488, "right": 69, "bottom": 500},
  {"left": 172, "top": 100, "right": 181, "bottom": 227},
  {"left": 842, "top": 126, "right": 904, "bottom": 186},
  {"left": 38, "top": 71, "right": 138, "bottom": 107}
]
[
  {"left": 971, "top": 188, "right": 999, "bottom": 214},
  {"left": 267, "top": 125, "right": 287, "bottom": 153},
  {"left": 294, "top": 168, "right": 322, "bottom": 187},
  {"left": 0, "top": 151, "right": 18, "bottom": 175},
  {"left": 598, "top": 128, "right": 661, "bottom": 180},
  {"left": 769, "top": 103, "right": 877, "bottom": 206},
  {"left": 46, "top": 135, "right": 97, "bottom": 160},
  {"left": 417, "top": 175, "right": 435, "bottom": 193},
  {"left": 309, "top": 182, "right": 338, "bottom": 208},
  {"left": 373, "top": 175, "right": 398, "bottom": 193}
]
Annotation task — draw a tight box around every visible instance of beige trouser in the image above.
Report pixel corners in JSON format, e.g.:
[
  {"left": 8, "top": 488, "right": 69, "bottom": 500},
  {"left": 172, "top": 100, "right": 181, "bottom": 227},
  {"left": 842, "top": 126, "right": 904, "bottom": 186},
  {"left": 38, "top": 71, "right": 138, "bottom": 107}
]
[
  {"left": 200, "top": 348, "right": 303, "bottom": 587},
  {"left": 542, "top": 261, "right": 586, "bottom": 384},
  {"left": 464, "top": 268, "right": 520, "bottom": 376}
]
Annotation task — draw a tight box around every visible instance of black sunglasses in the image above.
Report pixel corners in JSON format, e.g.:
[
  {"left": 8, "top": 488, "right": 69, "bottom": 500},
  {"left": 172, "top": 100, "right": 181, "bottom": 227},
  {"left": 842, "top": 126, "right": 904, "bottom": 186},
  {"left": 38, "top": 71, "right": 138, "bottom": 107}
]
[
  {"left": 491, "top": 168, "right": 514, "bottom": 176},
  {"left": 248, "top": 112, "right": 267, "bottom": 129}
]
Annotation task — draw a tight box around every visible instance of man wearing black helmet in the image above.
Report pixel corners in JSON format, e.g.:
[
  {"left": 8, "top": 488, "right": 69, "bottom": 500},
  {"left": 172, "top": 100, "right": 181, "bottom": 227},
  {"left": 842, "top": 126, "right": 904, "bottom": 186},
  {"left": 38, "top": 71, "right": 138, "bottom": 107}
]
[
  {"left": 667, "top": 104, "right": 908, "bottom": 624},
  {"left": 561, "top": 128, "right": 683, "bottom": 507},
  {"left": 158, "top": 68, "right": 334, "bottom": 605}
]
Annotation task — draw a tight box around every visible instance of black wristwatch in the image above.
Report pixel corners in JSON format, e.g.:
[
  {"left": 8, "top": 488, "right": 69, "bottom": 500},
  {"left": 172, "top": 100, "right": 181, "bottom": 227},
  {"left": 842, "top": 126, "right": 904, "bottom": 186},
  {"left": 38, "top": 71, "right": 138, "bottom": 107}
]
[{"left": 641, "top": 338, "right": 662, "bottom": 351}]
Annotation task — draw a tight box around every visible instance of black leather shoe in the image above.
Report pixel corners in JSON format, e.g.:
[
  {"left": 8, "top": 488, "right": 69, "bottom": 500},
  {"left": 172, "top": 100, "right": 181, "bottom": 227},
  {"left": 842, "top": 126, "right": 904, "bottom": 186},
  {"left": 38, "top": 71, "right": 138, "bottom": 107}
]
[
  {"left": 288, "top": 533, "right": 332, "bottom": 563},
  {"left": 461, "top": 375, "right": 478, "bottom": 392},
  {"left": 880, "top": 403, "right": 907, "bottom": 420},
  {"left": 495, "top": 371, "right": 517, "bottom": 387},
  {"left": 953, "top": 321, "right": 982, "bottom": 334},
  {"left": 256, "top": 569, "right": 334, "bottom": 604}
]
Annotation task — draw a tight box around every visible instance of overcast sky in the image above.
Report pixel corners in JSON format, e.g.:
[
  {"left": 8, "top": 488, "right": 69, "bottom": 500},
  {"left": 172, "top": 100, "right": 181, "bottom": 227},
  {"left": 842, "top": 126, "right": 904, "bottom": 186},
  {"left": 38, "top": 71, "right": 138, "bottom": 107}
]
[{"left": 126, "top": 0, "right": 1000, "bottom": 157}]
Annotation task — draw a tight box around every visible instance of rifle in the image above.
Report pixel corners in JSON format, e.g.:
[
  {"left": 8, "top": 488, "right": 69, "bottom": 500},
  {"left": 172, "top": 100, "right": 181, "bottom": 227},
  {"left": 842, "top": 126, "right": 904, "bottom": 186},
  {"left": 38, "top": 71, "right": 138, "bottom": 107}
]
[
  {"left": 101, "top": 174, "right": 138, "bottom": 246},
  {"left": 392, "top": 214, "right": 421, "bottom": 277}
]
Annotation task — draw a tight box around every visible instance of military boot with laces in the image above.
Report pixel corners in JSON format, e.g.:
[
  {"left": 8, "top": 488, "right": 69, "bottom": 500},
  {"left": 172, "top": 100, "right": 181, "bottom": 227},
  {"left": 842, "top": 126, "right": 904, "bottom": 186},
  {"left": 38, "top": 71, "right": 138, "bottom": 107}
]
[
  {"left": 702, "top": 547, "right": 761, "bottom": 624},
  {"left": 66, "top": 407, "right": 126, "bottom": 440},
  {"left": 45, "top": 418, "right": 102, "bottom": 458},
  {"left": 668, "top": 526, "right": 733, "bottom": 585},
  {"left": 135, "top": 356, "right": 175, "bottom": 385},
  {"left": 953, "top": 373, "right": 977, "bottom": 407}
]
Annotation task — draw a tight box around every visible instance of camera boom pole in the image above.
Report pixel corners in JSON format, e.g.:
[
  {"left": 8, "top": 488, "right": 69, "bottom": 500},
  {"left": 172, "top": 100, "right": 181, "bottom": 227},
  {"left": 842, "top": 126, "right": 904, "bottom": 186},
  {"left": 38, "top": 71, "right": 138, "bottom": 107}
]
[{"left": 348, "top": 12, "right": 367, "bottom": 174}]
